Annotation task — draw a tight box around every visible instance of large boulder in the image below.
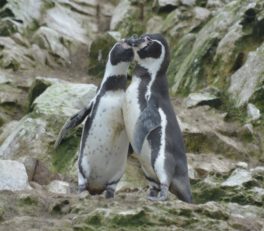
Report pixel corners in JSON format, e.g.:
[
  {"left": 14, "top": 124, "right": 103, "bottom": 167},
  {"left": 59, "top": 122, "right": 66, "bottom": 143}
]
[
  {"left": 110, "top": 0, "right": 144, "bottom": 37},
  {"left": 0, "top": 160, "right": 31, "bottom": 191},
  {"left": 170, "top": 0, "right": 264, "bottom": 96},
  {"left": 228, "top": 42, "right": 264, "bottom": 107},
  {"left": 0, "top": 78, "right": 97, "bottom": 179},
  {"left": 0, "top": 0, "right": 111, "bottom": 71},
  {"left": 174, "top": 101, "right": 261, "bottom": 163}
]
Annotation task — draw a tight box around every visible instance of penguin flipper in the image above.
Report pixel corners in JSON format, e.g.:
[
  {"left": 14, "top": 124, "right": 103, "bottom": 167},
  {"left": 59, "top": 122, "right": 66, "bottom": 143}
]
[
  {"left": 54, "top": 102, "right": 93, "bottom": 149},
  {"left": 133, "top": 105, "right": 161, "bottom": 154}
]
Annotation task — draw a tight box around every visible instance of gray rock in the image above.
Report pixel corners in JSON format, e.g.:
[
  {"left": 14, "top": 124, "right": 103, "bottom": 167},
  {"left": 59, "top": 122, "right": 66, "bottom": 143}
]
[
  {"left": 18, "top": 156, "right": 37, "bottom": 181},
  {"left": 221, "top": 168, "right": 252, "bottom": 187},
  {"left": 176, "top": 103, "right": 255, "bottom": 161},
  {"left": 110, "top": 0, "right": 135, "bottom": 30},
  {"left": 250, "top": 166, "right": 264, "bottom": 175},
  {"left": 0, "top": 160, "right": 31, "bottom": 191},
  {"left": 193, "top": 7, "right": 211, "bottom": 21},
  {"left": 43, "top": 4, "right": 93, "bottom": 45},
  {"left": 32, "top": 82, "right": 97, "bottom": 118},
  {"left": 236, "top": 161, "right": 248, "bottom": 169},
  {"left": 146, "top": 16, "right": 164, "bottom": 33},
  {"left": 32, "top": 160, "right": 61, "bottom": 185},
  {"left": 206, "top": 0, "right": 224, "bottom": 8},
  {"left": 28, "top": 76, "right": 67, "bottom": 108},
  {"left": 158, "top": 0, "right": 180, "bottom": 8},
  {"left": 0, "top": 37, "right": 34, "bottom": 70},
  {"left": 181, "top": 0, "right": 196, "bottom": 6},
  {"left": 0, "top": 70, "right": 12, "bottom": 84},
  {"left": 0, "top": 121, "right": 19, "bottom": 144},
  {"left": 0, "top": 79, "right": 96, "bottom": 170},
  {"left": 188, "top": 153, "right": 235, "bottom": 178},
  {"left": 2, "top": 0, "right": 42, "bottom": 31},
  {"left": 0, "top": 117, "right": 48, "bottom": 159},
  {"left": 47, "top": 180, "right": 71, "bottom": 194},
  {"left": 32, "top": 27, "right": 71, "bottom": 65},
  {"left": 184, "top": 88, "right": 221, "bottom": 108},
  {"left": 247, "top": 103, "right": 261, "bottom": 121},
  {"left": 228, "top": 43, "right": 264, "bottom": 107},
  {"left": 154, "top": 0, "right": 180, "bottom": 12}
]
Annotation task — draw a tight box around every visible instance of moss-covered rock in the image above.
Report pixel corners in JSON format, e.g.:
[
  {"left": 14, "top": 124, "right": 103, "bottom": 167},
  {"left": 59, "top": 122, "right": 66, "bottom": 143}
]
[
  {"left": 228, "top": 42, "right": 264, "bottom": 107},
  {"left": 87, "top": 32, "right": 118, "bottom": 78},
  {"left": 170, "top": 0, "right": 264, "bottom": 95},
  {"left": 0, "top": 78, "right": 96, "bottom": 178}
]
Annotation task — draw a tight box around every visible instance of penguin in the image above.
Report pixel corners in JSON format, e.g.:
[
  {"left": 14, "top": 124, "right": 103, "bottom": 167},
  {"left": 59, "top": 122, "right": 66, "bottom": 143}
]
[
  {"left": 55, "top": 40, "right": 133, "bottom": 198},
  {"left": 123, "top": 34, "right": 192, "bottom": 202}
]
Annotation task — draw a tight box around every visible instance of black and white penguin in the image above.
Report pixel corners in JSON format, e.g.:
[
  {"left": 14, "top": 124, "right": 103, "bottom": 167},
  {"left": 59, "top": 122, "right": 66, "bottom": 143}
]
[
  {"left": 55, "top": 40, "right": 133, "bottom": 198},
  {"left": 123, "top": 34, "right": 192, "bottom": 202}
]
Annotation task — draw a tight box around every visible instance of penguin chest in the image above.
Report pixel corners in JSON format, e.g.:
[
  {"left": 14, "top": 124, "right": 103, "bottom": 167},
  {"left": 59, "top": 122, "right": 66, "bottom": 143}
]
[
  {"left": 81, "top": 91, "right": 129, "bottom": 185},
  {"left": 123, "top": 77, "right": 141, "bottom": 144}
]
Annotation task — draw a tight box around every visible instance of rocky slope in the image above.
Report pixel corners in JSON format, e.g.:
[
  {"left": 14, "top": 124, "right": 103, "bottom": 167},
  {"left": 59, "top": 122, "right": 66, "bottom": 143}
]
[{"left": 0, "top": 0, "right": 263, "bottom": 230}]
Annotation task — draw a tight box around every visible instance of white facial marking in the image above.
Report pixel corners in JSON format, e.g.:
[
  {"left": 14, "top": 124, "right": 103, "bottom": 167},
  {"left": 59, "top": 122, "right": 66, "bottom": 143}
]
[
  {"left": 154, "top": 108, "right": 168, "bottom": 184},
  {"left": 95, "top": 43, "right": 130, "bottom": 97},
  {"left": 136, "top": 40, "right": 165, "bottom": 100}
]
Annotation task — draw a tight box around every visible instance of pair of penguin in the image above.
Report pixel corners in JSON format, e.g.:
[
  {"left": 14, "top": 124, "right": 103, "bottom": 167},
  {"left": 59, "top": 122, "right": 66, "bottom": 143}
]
[{"left": 55, "top": 34, "right": 192, "bottom": 203}]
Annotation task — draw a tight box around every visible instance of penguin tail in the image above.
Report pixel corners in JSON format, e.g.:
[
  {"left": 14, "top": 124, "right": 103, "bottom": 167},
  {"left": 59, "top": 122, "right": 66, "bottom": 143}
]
[{"left": 170, "top": 174, "right": 192, "bottom": 203}]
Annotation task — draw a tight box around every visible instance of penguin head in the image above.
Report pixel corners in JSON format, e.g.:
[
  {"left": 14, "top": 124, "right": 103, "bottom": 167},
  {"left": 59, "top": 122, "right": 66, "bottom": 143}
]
[
  {"left": 109, "top": 40, "right": 134, "bottom": 66},
  {"left": 127, "top": 33, "right": 170, "bottom": 74}
]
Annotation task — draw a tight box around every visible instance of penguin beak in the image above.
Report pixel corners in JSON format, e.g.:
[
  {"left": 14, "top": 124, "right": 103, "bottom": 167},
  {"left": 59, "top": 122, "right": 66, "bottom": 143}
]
[{"left": 125, "top": 35, "right": 143, "bottom": 47}]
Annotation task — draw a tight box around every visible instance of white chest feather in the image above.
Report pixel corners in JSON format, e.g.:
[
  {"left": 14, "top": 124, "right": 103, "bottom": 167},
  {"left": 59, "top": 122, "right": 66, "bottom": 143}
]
[
  {"left": 80, "top": 90, "right": 129, "bottom": 185},
  {"left": 123, "top": 77, "right": 141, "bottom": 142}
]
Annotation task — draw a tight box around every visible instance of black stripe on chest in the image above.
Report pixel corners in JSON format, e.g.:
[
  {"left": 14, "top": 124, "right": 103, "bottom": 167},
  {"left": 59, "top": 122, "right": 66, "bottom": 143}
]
[{"left": 135, "top": 66, "right": 151, "bottom": 111}]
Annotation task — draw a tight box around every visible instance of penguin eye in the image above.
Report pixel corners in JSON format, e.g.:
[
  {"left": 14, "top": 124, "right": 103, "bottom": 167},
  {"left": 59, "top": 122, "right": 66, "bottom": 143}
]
[{"left": 145, "top": 36, "right": 151, "bottom": 42}]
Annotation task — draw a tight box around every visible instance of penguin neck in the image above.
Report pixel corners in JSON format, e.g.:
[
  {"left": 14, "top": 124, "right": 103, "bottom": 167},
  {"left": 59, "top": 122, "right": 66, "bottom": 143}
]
[
  {"left": 133, "top": 64, "right": 169, "bottom": 99},
  {"left": 99, "top": 60, "right": 128, "bottom": 93},
  {"left": 103, "top": 60, "right": 129, "bottom": 80}
]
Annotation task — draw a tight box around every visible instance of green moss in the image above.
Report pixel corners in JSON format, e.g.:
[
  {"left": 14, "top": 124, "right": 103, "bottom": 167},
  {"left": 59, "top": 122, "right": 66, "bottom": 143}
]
[
  {"left": 111, "top": 210, "right": 151, "bottom": 227},
  {"left": 192, "top": 175, "right": 264, "bottom": 206},
  {"left": 88, "top": 34, "right": 116, "bottom": 78},
  {"left": 250, "top": 83, "right": 264, "bottom": 113},
  {"left": 73, "top": 224, "right": 96, "bottom": 231},
  {"left": 196, "top": 0, "right": 207, "bottom": 7},
  {"left": 118, "top": 15, "right": 145, "bottom": 38},
  {"left": 0, "top": 18, "right": 17, "bottom": 36},
  {"left": 192, "top": 181, "right": 226, "bottom": 204},
  {"left": 171, "top": 36, "right": 220, "bottom": 96},
  {"left": 219, "top": 92, "right": 247, "bottom": 123},
  {"left": 50, "top": 200, "right": 70, "bottom": 215},
  {"left": 0, "top": 207, "right": 4, "bottom": 222},
  {"left": 52, "top": 135, "right": 80, "bottom": 173},
  {"left": 167, "top": 34, "right": 196, "bottom": 87},
  {"left": 19, "top": 195, "right": 38, "bottom": 206},
  {"left": 28, "top": 79, "right": 50, "bottom": 111}
]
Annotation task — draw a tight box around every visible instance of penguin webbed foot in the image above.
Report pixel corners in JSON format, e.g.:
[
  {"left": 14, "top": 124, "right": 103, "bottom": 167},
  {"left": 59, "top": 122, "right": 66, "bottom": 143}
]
[
  {"left": 148, "top": 186, "right": 160, "bottom": 198},
  {"left": 105, "top": 187, "right": 115, "bottom": 199},
  {"left": 147, "top": 184, "right": 168, "bottom": 201}
]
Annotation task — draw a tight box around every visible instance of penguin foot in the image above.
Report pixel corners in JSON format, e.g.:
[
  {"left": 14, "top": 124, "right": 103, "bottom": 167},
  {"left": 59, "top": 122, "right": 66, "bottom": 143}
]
[
  {"left": 105, "top": 188, "right": 115, "bottom": 199},
  {"left": 148, "top": 184, "right": 168, "bottom": 201},
  {"left": 148, "top": 187, "right": 160, "bottom": 197}
]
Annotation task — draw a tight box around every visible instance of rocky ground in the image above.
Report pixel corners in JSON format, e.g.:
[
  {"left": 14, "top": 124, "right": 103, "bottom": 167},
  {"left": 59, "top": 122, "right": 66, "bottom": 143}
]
[{"left": 0, "top": 0, "right": 263, "bottom": 230}]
